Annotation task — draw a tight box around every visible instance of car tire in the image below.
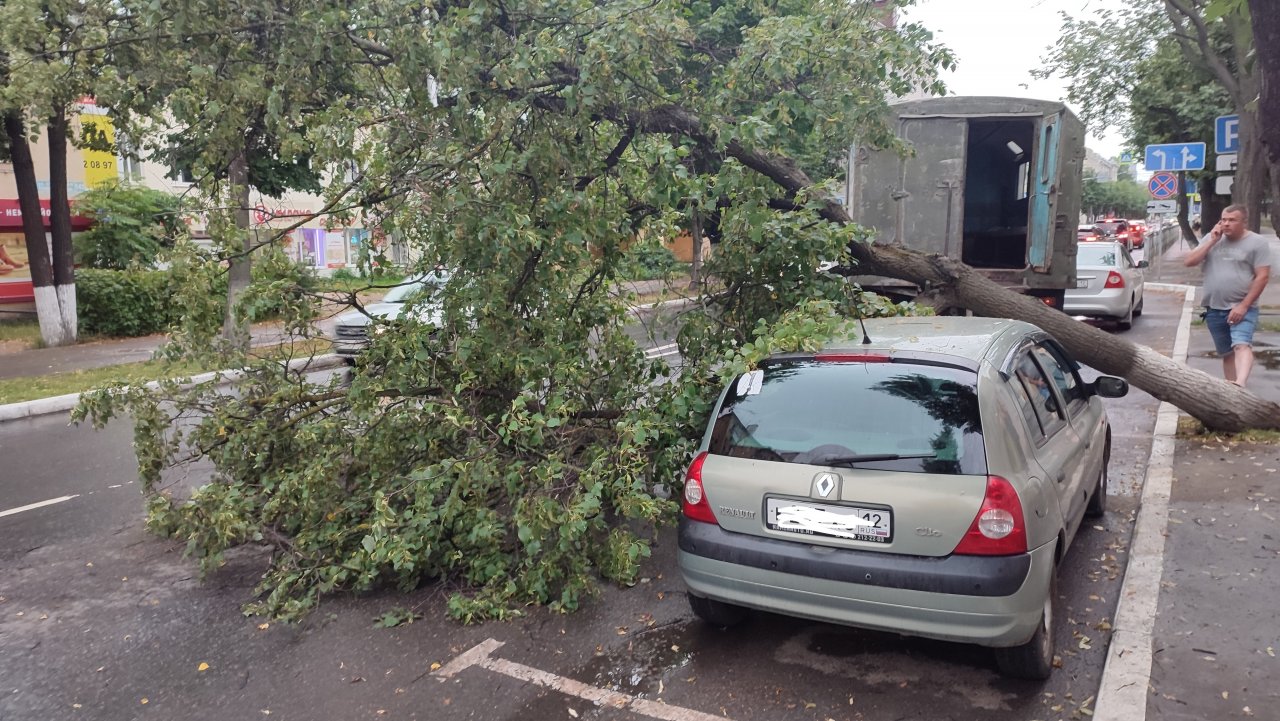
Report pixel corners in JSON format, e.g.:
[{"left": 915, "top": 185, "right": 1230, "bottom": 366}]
[
  {"left": 1085, "top": 457, "right": 1107, "bottom": 518},
  {"left": 1116, "top": 300, "right": 1134, "bottom": 331},
  {"left": 1133, "top": 295, "right": 1144, "bottom": 317},
  {"left": 995, "top": 573, "right": 1056, "bottom": 680},
  {"left": 688, "top": 594, "right": 749, "bottom": 628}
]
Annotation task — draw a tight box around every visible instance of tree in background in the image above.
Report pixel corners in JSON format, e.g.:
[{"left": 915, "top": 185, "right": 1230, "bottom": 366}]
[
  {"left": 93, "top": 0, "right": 376, "bottom": 353},
  {"left": 72, "top": 182, "right": 184, "bottom": 269},
  {"left": 0, "top": 0, "right": 117, "bottom": 346},
  {"left": 1082, "top": 175, "right": 1153, "bottom": 219},
  {"left": 1038, "top": 0, "right": 1269, "bottom": 233}
]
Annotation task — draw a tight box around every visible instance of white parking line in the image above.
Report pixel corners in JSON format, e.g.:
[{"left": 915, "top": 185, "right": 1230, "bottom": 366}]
[
  {"left": 434, "top": 638, "right": 730, "bottom": 721},
  {"left": 644, "top": 343, "right": 680, "bottom": 359},
  {"left": 0, "top": 494, "right": 81, "bottom": 519}
]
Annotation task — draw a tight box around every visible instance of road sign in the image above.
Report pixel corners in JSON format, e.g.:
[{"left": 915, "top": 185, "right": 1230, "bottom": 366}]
[
  {"left": 1144, "top": 142, "right": 1206, "bottom": 171},
  {"left": 1120, "top": 151, "right": 1133, "bottom": 163},
  {"left": 1216, "top": 153, "right": 1237, "bottom": 172},
  {"left": 1215, "top": 115, "right": 1240, "bottom": 154},
  {"left": 1148, "top": 172, "right": 1179, "bottom": 199},
  {"left": 1185, "top": 179, "right": 1198, "bottom": 195},
  {"left": 1147, "top": 200, "right": 1176, "bottom": 214},
  {"left": 1216, "top": 176, "right": 1234, "bottom": 195}
]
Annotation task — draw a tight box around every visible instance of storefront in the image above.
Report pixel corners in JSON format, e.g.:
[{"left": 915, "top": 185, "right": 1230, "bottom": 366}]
[{"left": 0, "top": 199, "right": 93, "bottom": 304}]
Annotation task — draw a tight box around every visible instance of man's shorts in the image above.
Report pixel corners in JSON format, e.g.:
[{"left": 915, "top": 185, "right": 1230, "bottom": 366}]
[{"left": 1204, "top": 306, "right": 1260, "bottom": 355}]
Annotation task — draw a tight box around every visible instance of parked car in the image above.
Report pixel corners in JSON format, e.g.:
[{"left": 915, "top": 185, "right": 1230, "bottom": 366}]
[
  {"left": 1064, "top": 241, "right": 1146, "bottom": 330},
  {"left": 1077, "top": 224, "right": 1101, "bottom": 242},
  {"left": 1126, "top": 219, "right": 1146, "bottom": 249},
  {"left": 1092, "top": 218, "right": 1132, "bottom": 249},
  {"left": 677, "top": 317, "right": 1128, "bottom": 679},
  {"left": 330, "top": 271, "right": 451, "bottom": 361}
]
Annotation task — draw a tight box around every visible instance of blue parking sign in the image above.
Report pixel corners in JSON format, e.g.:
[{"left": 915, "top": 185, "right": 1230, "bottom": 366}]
[{"left": 1215, "top": 115, "right": 1240, "bottom": 155}]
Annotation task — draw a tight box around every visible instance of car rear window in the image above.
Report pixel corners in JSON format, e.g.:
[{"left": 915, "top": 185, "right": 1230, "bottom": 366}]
[
  {"left": 1094, "top": 220, "right": 1127, "bottom": 235},
  {"left": 709, "top": 360, "right": 986, "bottom": 475},
  {"left": 1077, "top": 245, "right": 1119, "bottom": 266}
]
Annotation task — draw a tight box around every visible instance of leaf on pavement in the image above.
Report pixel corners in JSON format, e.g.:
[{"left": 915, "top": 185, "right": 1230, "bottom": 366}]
[
  {"left": 430, "top": 662, "right": 441, "bottom": 671},
  {"left": 1078, "top": 636, "right": 1092, "bottom": 650},
  {"left": 567, "top": 709, "right": 579, "bottom": 718},
  {"left": 197, "top": 662, "right": 209, "bottom": 672}
]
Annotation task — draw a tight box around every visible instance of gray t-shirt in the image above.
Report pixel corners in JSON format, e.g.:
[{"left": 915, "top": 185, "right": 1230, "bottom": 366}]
[{"left": 1201, "top": 230, "right": 1272, "bottom": 309}]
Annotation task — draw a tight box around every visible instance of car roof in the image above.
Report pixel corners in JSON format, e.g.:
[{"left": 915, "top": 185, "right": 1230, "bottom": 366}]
[{"left": 770, "top": 316, "right": 1042, "bottom": 370}]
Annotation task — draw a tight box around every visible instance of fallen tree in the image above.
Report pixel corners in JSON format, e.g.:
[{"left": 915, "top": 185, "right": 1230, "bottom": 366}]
[{"left": 72, "top": 0, "right": 1278, "bottom": 625}]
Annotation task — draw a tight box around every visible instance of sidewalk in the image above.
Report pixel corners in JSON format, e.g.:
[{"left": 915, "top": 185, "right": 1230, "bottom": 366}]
[
  {"left": 0, "top": 279, "right": 676, "bottom": 382},
  {"left": 1099, "top": 229, "right": 1280, "bottom": 720}
]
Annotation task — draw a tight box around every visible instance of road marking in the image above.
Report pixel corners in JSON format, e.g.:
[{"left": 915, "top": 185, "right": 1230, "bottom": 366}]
[
  {"left": 645, "top": 343, "right": 680, "bottom": 358},
  {"left": 0, "top": 494, "right": 81, "bottom": 518},
  {"left": 434, "top": 638, "right": 730, "bottom": 721},
  {"left": 1093, "top": 284, "right": 1194, "bottom": 721}
]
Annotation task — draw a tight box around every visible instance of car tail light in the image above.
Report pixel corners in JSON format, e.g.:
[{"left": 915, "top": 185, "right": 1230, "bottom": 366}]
[
  {"left": 1039, "top": 296, "right": 1058, "bottom": 307},
  {"left": 682, "top": 452, "right": 718, "bottom": 524},
  {"left": 814, "top": 353, "right": 890, "bottom": 362},
  {"left": 952, "top": 476, "right": 1027, "bottom": 556},
  {"left": 1105, "top": 271, "right": 1125, "bottom": 288}
]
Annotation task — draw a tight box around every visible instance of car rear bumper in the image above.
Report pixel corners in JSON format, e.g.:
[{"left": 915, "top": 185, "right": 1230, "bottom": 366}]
[
  {"left": 1064, "top": 288, "right": 1131, "bottom": 318},
  {"left": 677, "top": 519, "right": 1054, "bottom": 647}
]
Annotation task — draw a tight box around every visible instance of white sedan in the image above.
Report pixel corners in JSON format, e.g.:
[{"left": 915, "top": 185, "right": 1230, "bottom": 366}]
[{"left": 1064, "top": 241, "right": 1146, "bottom": 330}]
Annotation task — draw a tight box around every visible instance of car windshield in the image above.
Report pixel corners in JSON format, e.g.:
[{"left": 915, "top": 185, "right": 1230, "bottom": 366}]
[
  {"left": 1077, "top": 245, "right": 1120, "bottom": 266},
  {"left": 709, "top": 360, "right": 986, "bottom": 475},
  {"left": 381, "top": 273, "right": 450, "bottom": 303}
]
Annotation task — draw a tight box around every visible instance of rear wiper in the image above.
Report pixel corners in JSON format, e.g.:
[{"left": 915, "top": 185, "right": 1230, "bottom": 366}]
[{"left": 817, "top": 453, "right": 937, "bottom": 466}]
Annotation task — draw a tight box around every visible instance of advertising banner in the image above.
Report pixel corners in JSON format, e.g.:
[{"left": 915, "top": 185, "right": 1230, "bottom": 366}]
[
  {"left": 325, "top": 231, "right": 347, "bottom": 268},
  {"left": 80, "top": 114, "right": 118, "bottom": 189}
]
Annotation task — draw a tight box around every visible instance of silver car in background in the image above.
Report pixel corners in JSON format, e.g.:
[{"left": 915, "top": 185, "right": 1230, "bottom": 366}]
[
  {"left": 1064, "top": 241, "right": 1146, "bottom": 330},
  {"left": 330, "top": 271, "right": 450, "bottom": 360}
]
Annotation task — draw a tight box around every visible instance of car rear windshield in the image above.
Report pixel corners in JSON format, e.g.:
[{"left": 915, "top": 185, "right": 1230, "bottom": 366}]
[
  {"left": 1077, "top": 244, "right": 1120, "bottom": 266},
  {"left": 1094, "top": 220, "right": 1127, "bottom": 235},
  {"left": 709, "top": 360, "right": 986, "bottom": 475}
]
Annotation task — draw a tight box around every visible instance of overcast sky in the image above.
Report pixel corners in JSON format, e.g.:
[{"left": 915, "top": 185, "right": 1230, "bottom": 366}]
[{"left": 902, "top": 0, "right": 1128, "bottom": 159}]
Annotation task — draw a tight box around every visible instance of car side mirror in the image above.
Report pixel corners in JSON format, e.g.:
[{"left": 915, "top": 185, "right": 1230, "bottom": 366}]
[
  {"left": 1137, "top": 260, "right": 1149, "bottom": 269},
  {"left": 1093, "top": 376, "right": 1129, "bottom": 398}
]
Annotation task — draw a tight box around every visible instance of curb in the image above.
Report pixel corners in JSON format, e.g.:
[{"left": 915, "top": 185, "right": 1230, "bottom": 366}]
[
  {"left": 0, "top": 353, "right": 347, "bottom": 423},
  {"left": 1092, "top": 284, "right": 1196, "bottom": 721}
]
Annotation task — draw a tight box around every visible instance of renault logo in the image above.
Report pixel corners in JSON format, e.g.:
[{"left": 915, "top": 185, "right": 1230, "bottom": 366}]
[{"left": 813, "top": 472, "right": 840, "bottom": 499}]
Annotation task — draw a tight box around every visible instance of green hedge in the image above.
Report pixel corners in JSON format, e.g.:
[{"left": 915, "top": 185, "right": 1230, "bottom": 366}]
[{"left": 77, "top": 268, "right": 177, "bottom": 337}]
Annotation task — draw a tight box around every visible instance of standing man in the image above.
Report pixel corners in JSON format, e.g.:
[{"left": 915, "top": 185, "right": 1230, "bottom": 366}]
[{"left": 1184, "top": 205, "right": 1272, "bottom": 386}]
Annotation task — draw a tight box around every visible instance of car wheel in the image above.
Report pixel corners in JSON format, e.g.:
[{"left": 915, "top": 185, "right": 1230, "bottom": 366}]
[
  {"left": 995, "top": 573, "right": 1056, "bottom": 680},
  {"left": 688, "top": 594, "right": 748, "bottom": 628},
  {"left": 1116, "top": 299, "right": 1134, "bottom": 331},
  {"left": 1085, "top": 456, "right": 1107, "bottom": 518},
  {"left": 1133, "top": 295, "right": 1144, "bottom": 317}
]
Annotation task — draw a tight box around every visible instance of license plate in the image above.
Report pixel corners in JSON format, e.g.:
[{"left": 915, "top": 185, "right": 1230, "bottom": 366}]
[
  {"left": 1076, "top": 279, "right": 1089, "bottom": 288},
  {"left": 765, "top": 497, "right": 892, "bottom": 543}
]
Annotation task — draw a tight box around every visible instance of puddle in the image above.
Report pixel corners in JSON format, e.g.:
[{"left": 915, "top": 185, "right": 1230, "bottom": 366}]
[{"left": 579, "top": 621, "right": 697, "bottom": 696}]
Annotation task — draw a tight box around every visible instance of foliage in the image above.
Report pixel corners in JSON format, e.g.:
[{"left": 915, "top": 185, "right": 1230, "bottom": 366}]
[
  {"left": 76, "top": 268, "right": 177, "bottom": 337},
  {"left": 75, "top": 0, "right": 951, "bottom": 622},
  {"left": 73, "top": 182, "right": 185, "bottom": 269},
  {"left": 1081, "top": 177, "right": 1153, "bottom": 219}
]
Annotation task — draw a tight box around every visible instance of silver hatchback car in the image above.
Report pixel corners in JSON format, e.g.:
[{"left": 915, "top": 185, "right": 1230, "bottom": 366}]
[{"left": 677, "top": 317, "right": 1128, "bottom": 679}]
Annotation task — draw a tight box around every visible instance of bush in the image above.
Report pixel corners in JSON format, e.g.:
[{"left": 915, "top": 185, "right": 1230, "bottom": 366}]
[
  {"left": 73, "top": 182, "right": 185, "bottom": 270},
  {"left": 77, "top": 268, "right": 177, "bottom": 337}
]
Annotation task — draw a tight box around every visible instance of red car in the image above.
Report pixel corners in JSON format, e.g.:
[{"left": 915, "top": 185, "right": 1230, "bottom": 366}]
[{"left": 1127, "top": 220, "right": 1146, "bottom": 249}]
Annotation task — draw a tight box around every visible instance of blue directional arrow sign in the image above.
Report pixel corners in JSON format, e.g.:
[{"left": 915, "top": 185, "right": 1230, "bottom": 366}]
[{"left": 1144, "top": 142, "right": 1206, "bottom": 172}]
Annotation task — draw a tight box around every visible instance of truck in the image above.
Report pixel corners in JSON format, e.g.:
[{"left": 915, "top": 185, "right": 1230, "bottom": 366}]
[{"left": 845, "top": 96, "right": 1085, "bottom": 310}]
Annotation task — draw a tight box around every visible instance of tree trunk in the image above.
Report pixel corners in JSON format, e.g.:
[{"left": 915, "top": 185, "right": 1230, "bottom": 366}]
[
  {"left": 45, "top": 107, "right": 77, "bottom": 346},
  {"left": 1253, "top": 0, "right": 1280, "bottom": 170},
  {"left": 2, "top": 110, "right": 61, "bottom": 346},
  {"left": 688, "top": 207, "right": 703, "bottom": 290},
  {"left": 1233, "top": 110, "right": 1266, "bottom": 233},
  {"left": 855, "top": 245, "right": 1280, "bottom": 432},
  {"left": 221, "top": 149, "right": 252, "bottom": 352}
]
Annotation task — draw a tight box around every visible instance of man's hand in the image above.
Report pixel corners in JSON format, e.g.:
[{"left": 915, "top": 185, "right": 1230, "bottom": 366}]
[{"left": 1229, "top": 302, "right": 1248, "bottom": 325}]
